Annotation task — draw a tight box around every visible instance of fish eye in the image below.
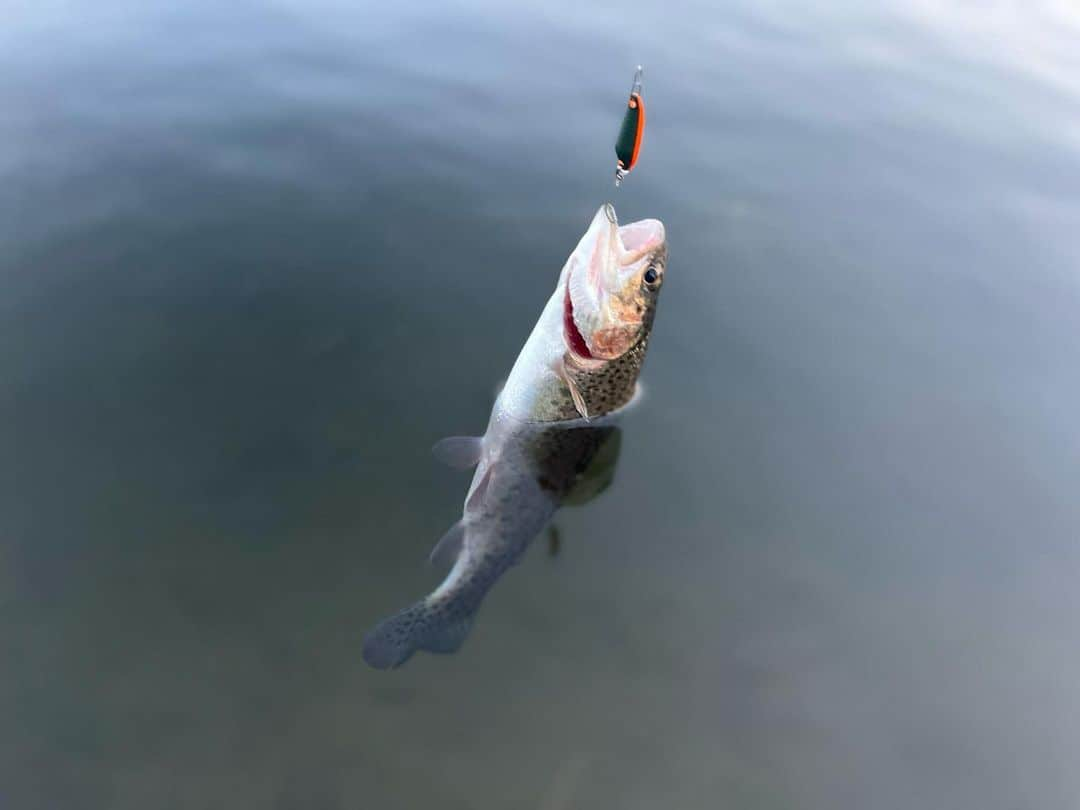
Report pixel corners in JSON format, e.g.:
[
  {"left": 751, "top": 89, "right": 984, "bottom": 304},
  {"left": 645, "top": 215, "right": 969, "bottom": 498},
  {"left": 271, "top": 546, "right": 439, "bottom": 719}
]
[{"left": 643, "top": 266, "right": 659, "bottom": 285}]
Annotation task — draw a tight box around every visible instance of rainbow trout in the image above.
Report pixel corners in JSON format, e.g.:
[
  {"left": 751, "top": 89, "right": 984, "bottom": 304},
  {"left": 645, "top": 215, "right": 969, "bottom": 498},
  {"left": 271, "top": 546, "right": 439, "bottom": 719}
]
[{"left": 362, "top": 203, "right": 667, "bottom": 669}]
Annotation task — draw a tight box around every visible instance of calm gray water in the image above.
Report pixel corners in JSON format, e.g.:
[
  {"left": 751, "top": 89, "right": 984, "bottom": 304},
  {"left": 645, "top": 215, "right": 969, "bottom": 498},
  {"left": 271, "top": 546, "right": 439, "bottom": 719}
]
[{"left": 3, "top": 1, "right": 1080, "bottom": 807}]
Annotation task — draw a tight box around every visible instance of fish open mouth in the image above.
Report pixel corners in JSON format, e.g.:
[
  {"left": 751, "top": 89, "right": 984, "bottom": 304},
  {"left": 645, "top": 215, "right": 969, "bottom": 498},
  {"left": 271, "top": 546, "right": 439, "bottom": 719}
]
[
  {"left": 562, "top": 205, "right": 665, "bottom": 361},
  {"left": 617, "top": 218, "right": 665, "bottom": 260}
]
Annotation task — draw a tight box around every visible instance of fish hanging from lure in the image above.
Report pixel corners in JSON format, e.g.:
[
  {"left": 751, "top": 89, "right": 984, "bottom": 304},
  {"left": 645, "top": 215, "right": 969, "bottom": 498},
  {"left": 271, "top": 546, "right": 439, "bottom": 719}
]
[
  {"left": 614, "top": 65, "right": 646, "bottom": 187},
  {"left": 361, "top": 204, "right": 668, "bottom": 669}
]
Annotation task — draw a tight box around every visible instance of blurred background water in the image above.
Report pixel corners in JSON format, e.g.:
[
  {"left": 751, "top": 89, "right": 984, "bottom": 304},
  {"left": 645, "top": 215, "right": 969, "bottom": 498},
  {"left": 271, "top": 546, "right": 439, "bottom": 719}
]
[{"left": 3, "top": 1, "right": 1080, "bottom": 807}]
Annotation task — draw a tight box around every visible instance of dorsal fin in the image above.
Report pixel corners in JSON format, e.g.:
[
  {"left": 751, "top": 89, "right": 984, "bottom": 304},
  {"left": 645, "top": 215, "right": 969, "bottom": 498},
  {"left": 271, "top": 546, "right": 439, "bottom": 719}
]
[{"left": 431, "top": 436, "right": 483, "bottom": 469}]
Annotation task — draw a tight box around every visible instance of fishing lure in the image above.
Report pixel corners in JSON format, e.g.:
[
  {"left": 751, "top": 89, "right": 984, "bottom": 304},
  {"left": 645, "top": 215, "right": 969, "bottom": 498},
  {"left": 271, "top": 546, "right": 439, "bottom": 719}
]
[{"left": 614, "top": 66, "right": 646, "bottom": 187}]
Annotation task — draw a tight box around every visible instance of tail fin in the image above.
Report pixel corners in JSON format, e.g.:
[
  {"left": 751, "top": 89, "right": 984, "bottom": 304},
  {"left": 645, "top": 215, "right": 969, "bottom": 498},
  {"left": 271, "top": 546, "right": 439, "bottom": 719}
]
[{"left": 362, "top": 594, "right": 476, "bottom": 670}]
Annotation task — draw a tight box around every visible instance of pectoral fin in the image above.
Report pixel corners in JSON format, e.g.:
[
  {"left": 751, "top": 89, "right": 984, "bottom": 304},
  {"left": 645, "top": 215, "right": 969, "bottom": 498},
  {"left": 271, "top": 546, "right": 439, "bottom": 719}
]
[
  {"left": 552, "top": 356, "right": 589, "bottom": 420},
  {"left": 432, "top": 436, "right": 484, "bottom": 469}
]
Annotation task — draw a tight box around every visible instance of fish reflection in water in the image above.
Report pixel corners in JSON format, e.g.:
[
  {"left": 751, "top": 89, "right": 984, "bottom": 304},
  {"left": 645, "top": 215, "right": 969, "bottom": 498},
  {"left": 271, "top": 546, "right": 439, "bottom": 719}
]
[{"left": 363, "top": 203, "right": 667, "bottom": 669}]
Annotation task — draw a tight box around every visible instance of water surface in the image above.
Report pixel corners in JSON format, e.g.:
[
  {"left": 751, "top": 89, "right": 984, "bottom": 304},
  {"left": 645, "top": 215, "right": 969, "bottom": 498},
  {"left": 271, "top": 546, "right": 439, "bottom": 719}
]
[{"left": 3, "top": 2, "right": 1080, "bottom": 808}]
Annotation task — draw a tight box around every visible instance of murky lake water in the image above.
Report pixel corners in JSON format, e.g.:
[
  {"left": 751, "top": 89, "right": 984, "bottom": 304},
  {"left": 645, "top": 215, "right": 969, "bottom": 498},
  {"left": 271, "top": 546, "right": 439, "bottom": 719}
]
[{"left": 3, "top": 1, "right": 1080, "bottom": 807}]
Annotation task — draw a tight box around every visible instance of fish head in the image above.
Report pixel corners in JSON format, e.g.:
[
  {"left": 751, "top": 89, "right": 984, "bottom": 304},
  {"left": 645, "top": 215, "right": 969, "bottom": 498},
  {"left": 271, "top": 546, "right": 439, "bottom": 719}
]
[{"left": 563, "top": 203, "right": 667, "bottom": 363}]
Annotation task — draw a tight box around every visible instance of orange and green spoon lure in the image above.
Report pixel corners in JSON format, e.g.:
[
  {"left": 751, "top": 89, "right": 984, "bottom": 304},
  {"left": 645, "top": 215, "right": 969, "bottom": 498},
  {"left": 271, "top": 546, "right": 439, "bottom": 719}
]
[{"left": 614, "top": 66, "right": 646, "bottom": 187}]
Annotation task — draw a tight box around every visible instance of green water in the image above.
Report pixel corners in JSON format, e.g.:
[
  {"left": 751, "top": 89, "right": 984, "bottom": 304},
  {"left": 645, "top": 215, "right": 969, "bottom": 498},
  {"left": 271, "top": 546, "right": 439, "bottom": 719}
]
[{"left": 3, "top": 1, "right": 1079, "bottom": 807}]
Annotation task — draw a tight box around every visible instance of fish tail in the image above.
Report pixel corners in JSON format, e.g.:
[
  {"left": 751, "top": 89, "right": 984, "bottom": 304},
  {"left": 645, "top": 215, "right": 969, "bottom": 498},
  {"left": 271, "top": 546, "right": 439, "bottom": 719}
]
[{"left": 362, "top": 592, "right": 477, "bottom": 670}]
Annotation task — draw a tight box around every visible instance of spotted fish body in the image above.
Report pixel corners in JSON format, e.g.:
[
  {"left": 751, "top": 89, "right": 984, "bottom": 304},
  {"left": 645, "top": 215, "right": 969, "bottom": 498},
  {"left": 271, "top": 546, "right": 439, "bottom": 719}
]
[{"left": 363, "top": 204, "right": 667, "bottom": 669}]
